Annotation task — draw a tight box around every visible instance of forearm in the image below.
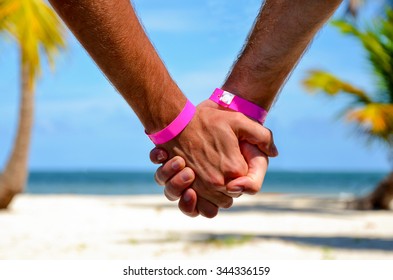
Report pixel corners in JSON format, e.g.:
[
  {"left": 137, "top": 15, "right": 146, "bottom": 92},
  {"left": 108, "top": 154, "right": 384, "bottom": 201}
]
[
  {"left": 49, "top": 0, "right": 185, "bottom": 133},
  {"left": 223, "top": 0, "right": 343, "bottom": 110}
]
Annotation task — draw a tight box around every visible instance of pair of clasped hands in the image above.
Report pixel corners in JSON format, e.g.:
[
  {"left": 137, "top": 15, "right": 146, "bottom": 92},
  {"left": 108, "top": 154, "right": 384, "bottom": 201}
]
[{"left": 148, "top": 98, "right": 278, "bottom": 218}]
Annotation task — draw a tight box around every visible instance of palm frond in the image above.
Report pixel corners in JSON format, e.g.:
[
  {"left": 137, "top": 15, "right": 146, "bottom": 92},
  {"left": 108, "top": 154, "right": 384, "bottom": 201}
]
[
  {"left": 343, "top": 0, "right": 393, "bottom": 18},
  {"left": 305, "top": 4, "right": 393, "bottom": 151},
  {"left": 0, "top": 0, "right": 66, "bottom": 84},
  {"left": 303, "top": 70, "right": 373, "bottom": 104},
  {"left": 333, "top": 14, "right": 393, "bottom": 104},
  {"left": 345, "top": 0, "right": 365, "bottom": 18},
  {"left": 346, "top": 104, "right": 393, "bottom": 142}
]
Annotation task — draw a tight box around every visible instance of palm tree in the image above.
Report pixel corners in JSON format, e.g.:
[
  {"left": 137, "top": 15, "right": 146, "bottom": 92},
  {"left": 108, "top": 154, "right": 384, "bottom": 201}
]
[
  {"left": 346, "top": 0, "right": 364, "bottom": 17},
  {"left": 345, "top": 0, "right": 393, "bottom": 17},
  {"left": 0, "top": 0, "right": 65, "bottom": 209},
  {"left": 303, "top": 9, "right": 393, "bottom": 210}
]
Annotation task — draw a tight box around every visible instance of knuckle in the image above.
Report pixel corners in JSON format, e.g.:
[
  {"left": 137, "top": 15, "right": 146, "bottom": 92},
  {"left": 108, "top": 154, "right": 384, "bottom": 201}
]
[
  {"left": 233, "top": 111, "right": 245, "bottom": 122},
  {"left": 223, "top": 160, "right": 247, "bottom": 179},
  {"left": 211, "top": 176, "right": 225, "bottom": 187},
  {"left": 236, "top": 159, "right": 248, "bottom": 173}
]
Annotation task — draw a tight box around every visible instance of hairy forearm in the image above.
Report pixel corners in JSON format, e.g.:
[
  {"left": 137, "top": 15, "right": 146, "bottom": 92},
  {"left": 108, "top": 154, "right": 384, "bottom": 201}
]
[
  {"left": 223, "top": 0, "right": 343, "bottom": 110},
  {"left": 49, "top": 0, "right": 186, "bottom": 132}
]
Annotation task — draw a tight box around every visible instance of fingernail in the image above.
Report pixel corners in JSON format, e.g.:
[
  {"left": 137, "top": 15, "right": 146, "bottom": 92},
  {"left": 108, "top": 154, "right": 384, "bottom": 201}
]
[
  {"left": 227, "top": 186, "right": 244, "bottom": 194},
  {"left": 171, "top": 160, "right": 181, "bottom": 171},
  {"left": 181, "top": 171, "right": 191, "bottom": 182},
  {"left": 157, "top": 152, "right": 165, "bottom": 162},
  {"left": 183, "top": 191, "right": 192, "bottom": 202}
]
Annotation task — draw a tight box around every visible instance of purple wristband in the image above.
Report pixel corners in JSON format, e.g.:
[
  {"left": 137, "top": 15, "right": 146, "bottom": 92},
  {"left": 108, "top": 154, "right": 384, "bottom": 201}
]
[
  {"left": 146, "top": 100, "right": 196, "bottom": 145},
  {"left": 209, "top": 88, "right": 267, "bottom": 124}
]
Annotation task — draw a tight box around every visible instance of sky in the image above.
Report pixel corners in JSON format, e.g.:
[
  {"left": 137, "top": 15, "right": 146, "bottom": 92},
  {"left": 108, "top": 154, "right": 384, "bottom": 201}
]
[{"left": 0, "top": 0, "right": 390, "bottom": 172}]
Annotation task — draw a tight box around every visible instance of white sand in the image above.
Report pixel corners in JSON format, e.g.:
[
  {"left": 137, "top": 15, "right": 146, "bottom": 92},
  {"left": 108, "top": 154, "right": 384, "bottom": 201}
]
[{"left": 0, "top": 194, "right": 392, "bottom": 259}]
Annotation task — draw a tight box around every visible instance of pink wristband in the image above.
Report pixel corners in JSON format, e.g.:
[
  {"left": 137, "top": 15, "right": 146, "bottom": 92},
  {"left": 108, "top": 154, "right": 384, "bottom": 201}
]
[
  {"left": 146, "top": 100, "right": 196, "bottom": 145},
  {"left": 209, "top": 88, "right": 267, "bottom": 124}
]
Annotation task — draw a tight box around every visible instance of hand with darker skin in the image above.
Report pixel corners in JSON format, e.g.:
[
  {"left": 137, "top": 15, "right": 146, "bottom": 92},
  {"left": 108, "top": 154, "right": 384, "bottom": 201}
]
[
  {"left": 152, "top": 141, "right": 270, "bottom": 217},
  {"left": 151, "top": 100, "right": 276, "bottom": 217}
]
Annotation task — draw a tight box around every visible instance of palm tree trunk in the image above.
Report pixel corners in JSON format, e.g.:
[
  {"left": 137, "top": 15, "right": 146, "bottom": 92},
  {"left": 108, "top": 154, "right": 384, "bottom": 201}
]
[
  {"left": 349, "top": 171, "right": 393, "bottom": 210},
  {"left": 0, "top": 56, "right": 34, "bottom": 209}
]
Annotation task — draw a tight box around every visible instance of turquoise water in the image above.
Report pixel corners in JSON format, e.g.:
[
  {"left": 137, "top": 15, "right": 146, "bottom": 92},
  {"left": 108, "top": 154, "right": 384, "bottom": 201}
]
[{"left": 26, "top": 171, "right": 387, "bottom": 198}]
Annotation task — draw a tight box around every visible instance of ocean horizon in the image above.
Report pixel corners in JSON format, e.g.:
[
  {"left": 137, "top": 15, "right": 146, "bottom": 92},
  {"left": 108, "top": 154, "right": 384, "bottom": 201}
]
[{"left": 24, "top": 170, "right": 387, "bottom": 198}]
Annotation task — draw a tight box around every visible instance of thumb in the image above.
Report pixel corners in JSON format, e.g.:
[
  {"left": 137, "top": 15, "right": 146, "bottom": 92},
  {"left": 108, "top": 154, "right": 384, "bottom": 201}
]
[
  {"left": 230, "top": 113, "right": 278, "bottom": 157},
  {"left": 227, "top": 141, "right": 268, "bottom": 195}
]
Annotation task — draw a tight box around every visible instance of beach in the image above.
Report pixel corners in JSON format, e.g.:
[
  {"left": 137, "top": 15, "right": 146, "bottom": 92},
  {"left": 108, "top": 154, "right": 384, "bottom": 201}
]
[{"left": 1, "top": 193, "right": 392, "bottom": 260}]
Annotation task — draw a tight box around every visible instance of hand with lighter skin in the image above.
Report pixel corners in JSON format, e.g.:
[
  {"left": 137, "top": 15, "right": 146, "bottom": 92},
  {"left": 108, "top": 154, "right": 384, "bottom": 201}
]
[
  {"left": 48, "top": 0, "right": 278, "bottom": 218},
  {"left": 151, "top": 0, "right": 344, "bottom": 216}
]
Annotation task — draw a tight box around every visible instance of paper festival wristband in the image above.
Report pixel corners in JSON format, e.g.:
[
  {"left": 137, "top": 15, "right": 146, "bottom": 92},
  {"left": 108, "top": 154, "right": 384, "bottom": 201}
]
[
  {"left": 146, "top": 100, "right": 196, "bottom": 145},
  {"left": 209, "top": 88, "right": 268, "bottom": 124}
]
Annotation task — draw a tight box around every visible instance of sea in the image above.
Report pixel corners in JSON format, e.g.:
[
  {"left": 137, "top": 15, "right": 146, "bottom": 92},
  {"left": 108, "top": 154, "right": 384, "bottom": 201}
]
[{"left": 26, "top": 171, "right": 387, "bottom": 198}]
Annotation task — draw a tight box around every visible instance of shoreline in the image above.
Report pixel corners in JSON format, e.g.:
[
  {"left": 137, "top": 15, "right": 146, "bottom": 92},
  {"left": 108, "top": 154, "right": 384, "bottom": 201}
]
[
  {"left": 25, "top": 170, "right": 385, "bottom": 197},
  {"left": 1, "top": 194, "right": 392, "bottom": 259}
]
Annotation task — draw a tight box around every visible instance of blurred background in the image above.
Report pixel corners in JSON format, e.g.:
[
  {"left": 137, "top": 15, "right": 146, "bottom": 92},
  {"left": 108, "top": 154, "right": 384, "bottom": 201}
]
[
  {"left": 0, "top": 0, "right": 390, "bottom": 194},
  {"left": 0, "top": 0, "right": 392, "bottom": 260},
  {"left": 0, "top": 0, "right": 389, "bottom": 170}
]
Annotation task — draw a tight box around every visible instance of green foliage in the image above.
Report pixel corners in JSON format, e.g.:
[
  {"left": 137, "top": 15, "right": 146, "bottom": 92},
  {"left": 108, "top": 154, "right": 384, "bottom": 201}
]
[
  {"left": 0, "top": 0, "right": 66, "bottom": 85},
  {"left": 303, "top": 71, "right": 371, "bottom": 104},
  {"left": 333, "top": 16, "right": 393, "bottom": 103},
  {"left": 345, "top": 0, "right": 393, "bottom": 18},
  {"left": 205, "top": 235, "right": 253, "bottom": 248},
  {"left": 303, "top": 9, "right": 393, "bottom": 145}
]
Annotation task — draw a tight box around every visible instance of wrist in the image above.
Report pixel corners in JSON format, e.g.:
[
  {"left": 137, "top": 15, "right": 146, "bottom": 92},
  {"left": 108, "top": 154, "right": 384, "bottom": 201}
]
[
  {"left": 146, "top": 99, "right": 196, "bottom": 145},
  {"left": 223, "top": 68, "right": 277, "bottom": 110},
  {"left": 126, "top": 74, "right": 188, "bottom": 133}
]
